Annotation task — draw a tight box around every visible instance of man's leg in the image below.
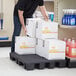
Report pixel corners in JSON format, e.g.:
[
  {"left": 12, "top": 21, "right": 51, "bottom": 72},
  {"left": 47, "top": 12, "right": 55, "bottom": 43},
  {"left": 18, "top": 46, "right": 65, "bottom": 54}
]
[{"left": 11, "top": 16, "right": 22, "bottom": 52}]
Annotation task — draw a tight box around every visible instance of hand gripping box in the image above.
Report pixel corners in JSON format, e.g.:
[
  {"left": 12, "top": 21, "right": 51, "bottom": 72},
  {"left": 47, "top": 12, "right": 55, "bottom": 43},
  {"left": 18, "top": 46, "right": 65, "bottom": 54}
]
[
  {"left": 15, "top": 36, "right": 36, "bottom": 54},
  {"left": 36, "top": 20, "right": 58, "bottom": 39},
  {"left": 36, "top": 39, "right": 66, "bottom": 60},
  {"left": 26, "top": 18, "right": 41, "bottom": 37}
]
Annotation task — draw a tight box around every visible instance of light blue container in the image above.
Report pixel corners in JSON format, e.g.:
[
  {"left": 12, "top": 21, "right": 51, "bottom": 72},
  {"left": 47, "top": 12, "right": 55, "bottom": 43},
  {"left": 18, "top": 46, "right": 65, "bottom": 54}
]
[
  {"left": 48, "top": 13, "right": 54, "bottom": 22},
  {"left": 70, "top": 10, "right": 75, "bottom": 26}
]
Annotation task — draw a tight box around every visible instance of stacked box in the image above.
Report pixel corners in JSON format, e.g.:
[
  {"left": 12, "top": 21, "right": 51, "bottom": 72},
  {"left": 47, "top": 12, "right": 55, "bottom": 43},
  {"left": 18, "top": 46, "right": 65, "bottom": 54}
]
[
  {"left": 36, "top": 20, "right": 58, "bottom": 39},
  {"left": 26, "top": 18, "right": 41, "bottom": 37},
  {"left": 26, "top": 18, "right": 58, "bottom": 39},
  {"left": 15, "top": 18, "right": 66, "bottom": 60},
  {"left": 36, "top": 39, "right": 66, "bottom": 60},
  {"left": 15, "top": 18, "right": 41, "bottom": 55},
  {"left": 15, "top": 36, "right": 36, "bottom": 54}
]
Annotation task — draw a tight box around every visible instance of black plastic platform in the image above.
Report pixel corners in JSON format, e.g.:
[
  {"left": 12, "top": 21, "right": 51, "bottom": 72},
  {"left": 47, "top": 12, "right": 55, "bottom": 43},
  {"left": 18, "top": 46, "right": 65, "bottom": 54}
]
[
  {"left": 66, "top": 58, "right": 76, "bottom": 68},
  {"left": 10, "top": 52, "right": 66, "bottom": 70}
]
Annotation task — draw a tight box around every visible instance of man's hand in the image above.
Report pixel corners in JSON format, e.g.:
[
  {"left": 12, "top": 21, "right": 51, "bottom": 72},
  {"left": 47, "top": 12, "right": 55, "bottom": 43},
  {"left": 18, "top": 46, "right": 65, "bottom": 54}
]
[
  {"left": 39, "top": 6, "right": 49, "bottom": 21},
  {"left": 44, "top": 15, "right": 49, "bottom": 21},
  {"left": 23, "top": 25, "right": 27, "bottom": 35}
]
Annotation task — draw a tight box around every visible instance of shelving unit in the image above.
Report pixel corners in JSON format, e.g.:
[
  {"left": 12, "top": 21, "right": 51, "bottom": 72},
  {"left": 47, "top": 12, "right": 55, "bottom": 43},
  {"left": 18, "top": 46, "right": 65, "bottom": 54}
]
[
  {"left": 54, "top": 0, "right": 76, "bottom": 25},
  {"left": 54, "top": 0, "right": 76, "bottom": 40},
  {"left": 54, "top": 0, "right": 76, "bottom": 66},
  {"left": 0, "top": 0, "right": 15, "bottom": 47}
]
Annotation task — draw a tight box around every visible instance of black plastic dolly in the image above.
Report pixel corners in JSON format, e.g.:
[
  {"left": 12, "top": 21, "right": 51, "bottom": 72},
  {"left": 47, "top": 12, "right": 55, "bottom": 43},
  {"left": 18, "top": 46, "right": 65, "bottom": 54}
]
[
  {"left": 10, "top": 52, "right": 66, "bottom": 70},
  {"left": 67, "top": 57, "right": 76, "bottom": 68}
]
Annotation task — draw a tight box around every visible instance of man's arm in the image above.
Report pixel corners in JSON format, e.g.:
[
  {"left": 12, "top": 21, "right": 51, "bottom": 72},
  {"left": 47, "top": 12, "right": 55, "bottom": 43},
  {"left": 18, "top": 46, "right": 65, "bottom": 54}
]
[
  {"left": 39, "top": 6, "right": 49, "bottom": 21},
  {"left": 18, "top": 10, "right": 27, "bottom": 34}
]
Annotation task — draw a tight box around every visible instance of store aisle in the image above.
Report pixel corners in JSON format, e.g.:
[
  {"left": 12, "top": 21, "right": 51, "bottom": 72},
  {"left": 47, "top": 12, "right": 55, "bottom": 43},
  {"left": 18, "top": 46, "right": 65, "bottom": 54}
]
[{"left": 0, "top": 47, "right": 76, "bottom": 76}]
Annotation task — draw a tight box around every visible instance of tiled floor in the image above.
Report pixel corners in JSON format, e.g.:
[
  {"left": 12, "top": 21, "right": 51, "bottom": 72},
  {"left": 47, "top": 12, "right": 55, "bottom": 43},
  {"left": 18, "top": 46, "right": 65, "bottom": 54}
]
[{"left": 0, "top": 47, "right": 76, "bottom": 76}]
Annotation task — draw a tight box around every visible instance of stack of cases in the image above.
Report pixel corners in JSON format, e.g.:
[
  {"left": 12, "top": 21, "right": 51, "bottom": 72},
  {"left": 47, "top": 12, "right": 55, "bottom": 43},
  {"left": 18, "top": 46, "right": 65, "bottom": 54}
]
[
  {"left": 15, "top": 18, "right": 41, "bottom": 54},
  {"left": 15, "top": 18, "right": 66, "bottom": 60},
  {"left": 36, "top": 19, "right": 66, "bottom": 60},
  {"left": 15, "top": 18, "right": 66, "bottom": 65},
  {"left": 11, "top": 18, "right": 68, "bottom": 70}
]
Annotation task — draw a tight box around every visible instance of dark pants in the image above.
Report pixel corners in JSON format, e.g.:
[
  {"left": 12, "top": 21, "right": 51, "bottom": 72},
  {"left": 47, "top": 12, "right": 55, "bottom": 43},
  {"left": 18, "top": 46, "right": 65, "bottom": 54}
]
[{"left": 11, "top": 16, "right": 22, "bottom": 52}]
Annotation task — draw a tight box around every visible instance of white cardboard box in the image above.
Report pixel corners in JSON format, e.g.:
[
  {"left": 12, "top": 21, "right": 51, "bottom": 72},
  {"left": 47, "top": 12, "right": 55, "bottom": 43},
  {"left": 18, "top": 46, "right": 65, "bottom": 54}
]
[
  {"left": 15, "top": 36, "right": 36, "bottom": 54},
  {"left": 33, "top": 11, "right": 43, "bottom": 18},
  {"left": 26, "top": 18, "right": 41, "bottom": 37},
  {"left": 36, "top": 20, "right": 58, "bottom": 39},
  {"left": 36, "top": 39, "right": 66, "bottom": 60}
]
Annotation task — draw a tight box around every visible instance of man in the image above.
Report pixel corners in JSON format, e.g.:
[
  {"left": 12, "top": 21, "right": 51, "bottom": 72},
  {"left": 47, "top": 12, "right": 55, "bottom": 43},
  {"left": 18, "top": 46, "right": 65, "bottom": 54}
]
[{"left": 11, "top": 0, "right": 48, "bottom": 52}]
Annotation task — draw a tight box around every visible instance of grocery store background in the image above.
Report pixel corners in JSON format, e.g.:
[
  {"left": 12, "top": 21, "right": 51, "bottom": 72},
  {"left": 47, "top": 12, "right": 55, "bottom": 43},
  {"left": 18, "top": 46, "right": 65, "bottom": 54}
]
[{"left": 0, "top": 0, "right": 76, "bottom": 76}]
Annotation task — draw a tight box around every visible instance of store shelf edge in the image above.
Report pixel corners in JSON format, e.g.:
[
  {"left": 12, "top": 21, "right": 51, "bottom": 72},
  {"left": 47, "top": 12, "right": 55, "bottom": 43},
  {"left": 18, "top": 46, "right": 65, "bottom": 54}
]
[
  {"left": 59, "top": 25, "right": 76, "bottom": 29},
  {"left": 0, "top": 41, "right": 11, "bottom": 47}
]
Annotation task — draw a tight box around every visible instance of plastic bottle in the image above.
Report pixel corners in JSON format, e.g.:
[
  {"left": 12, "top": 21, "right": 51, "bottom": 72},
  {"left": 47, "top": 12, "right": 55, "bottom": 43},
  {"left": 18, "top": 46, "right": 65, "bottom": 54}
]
[
  {"left": 67, "top": 9, "right": 69, "bottom": 25},
  {"left": 72, "top": 9, "right": 76, "bottom": 25},
  {"left": 68, "top": 9, "right": 71, "bottom": 25},
  {"left": 51, "top": 12, "right": 54, "bottom": 22},
  {"left": 66, "top": 39, "right": 71, "bottom": 57},
  {"left": 74, "top": 10, "right": 76, "bottom": 25},
  {"left": 66, "top": 9, "right": 69, "bottom": 25},
  {"left": 69, "top": 40, "right": 76, "bottom": 58},
  {"left": 65, "top": 10, "right": 68, "bottom": 25},
  {"left": 70, "top": 10, "right": 75, "bottom": 25},
  {"left": 62, "top": 9, "right": 66, "bottom": 25},
  {"left": 63, "top": 38, "right": 67, "bottom": 42}
]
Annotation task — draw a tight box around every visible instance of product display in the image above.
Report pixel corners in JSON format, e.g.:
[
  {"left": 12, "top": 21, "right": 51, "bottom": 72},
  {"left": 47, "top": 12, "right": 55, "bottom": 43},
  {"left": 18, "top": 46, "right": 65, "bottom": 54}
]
[
  {"left": 62, "top": 9, "right": 76, "bottom": 26},
  {"left": 36, "top": 39, "right": 66, "bottom": 60},
  {"left": 63, "top": 38, "right": 76, "bottom": 58},
  {"left": 36, "top": 20, "right": 58, "bottom": 39},
  {"left": 15, "top": 36, "right": 36, "bottom": 54}
]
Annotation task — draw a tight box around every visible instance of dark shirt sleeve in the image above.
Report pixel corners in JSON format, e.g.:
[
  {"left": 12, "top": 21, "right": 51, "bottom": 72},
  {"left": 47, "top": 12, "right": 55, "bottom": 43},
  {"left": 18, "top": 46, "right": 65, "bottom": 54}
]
[
  {"left": 18, "top": 0, "right": 26, "bottom": 11},
  {"left": 38, "top": 0, "right": 44, "bottom": 6}
]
